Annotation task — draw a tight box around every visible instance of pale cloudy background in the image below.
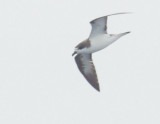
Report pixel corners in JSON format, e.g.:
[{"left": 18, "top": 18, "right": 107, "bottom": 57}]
[{"left": 0, "top": 0, "right": 160, "bottom": 124}]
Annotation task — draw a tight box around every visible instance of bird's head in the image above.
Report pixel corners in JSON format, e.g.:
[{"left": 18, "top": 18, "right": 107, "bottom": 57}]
[{"left": 72, "top": 51, "right": 77, "bottom": 56}]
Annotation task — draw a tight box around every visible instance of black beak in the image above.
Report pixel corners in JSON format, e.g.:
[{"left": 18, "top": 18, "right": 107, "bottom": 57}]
[{"left": 72, "top": 52, "right": 77, "bottom": 56}]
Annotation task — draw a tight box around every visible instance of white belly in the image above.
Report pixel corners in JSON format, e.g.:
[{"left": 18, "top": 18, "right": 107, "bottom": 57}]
[
  {"left": 90, "top": 36, "right": 109, "bottom": 52},
  {"left": 84, "top": 34, "right": 114, "bottom": 53}
]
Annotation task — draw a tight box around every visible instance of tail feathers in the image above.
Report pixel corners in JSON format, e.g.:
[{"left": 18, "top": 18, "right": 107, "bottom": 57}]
[{"left": 117, "top": 31, "right": 131, "bottom": 37}]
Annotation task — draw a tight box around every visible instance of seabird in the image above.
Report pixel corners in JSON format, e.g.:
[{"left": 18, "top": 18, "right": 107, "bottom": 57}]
[{"left": 72, "top": 13, "right": 130, "bottom": 92}]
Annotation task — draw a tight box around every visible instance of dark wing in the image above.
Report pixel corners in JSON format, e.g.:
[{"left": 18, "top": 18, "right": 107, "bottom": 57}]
[
  {"left": 89, "top": 12, "right": 130, "bottom": 37},
  {"left": 75, "top": 54, "right": 100, "bottom": 91},
  {"left": 75, "top": 39, "right": 90, "bottom": 50},
  {"left": 89, "top": 15, "right": 107, "bottom": 37}
]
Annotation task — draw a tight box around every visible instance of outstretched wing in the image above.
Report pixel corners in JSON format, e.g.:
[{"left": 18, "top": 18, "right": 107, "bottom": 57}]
[
  {"left": 75, "top": 54, "right": 100, "bottom": 91},
  {"left": 89, "top": 12, "right": 130, "bottom": 38}
]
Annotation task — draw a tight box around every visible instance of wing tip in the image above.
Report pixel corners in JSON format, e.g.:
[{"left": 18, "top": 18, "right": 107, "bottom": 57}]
[
  {"left": 90, "top": 12, "right": 132, "bottom": 24},
  {"left": 108, "top": 12, "right": 132, "bottom": 16},
  {"left": 93, "top": 84, "right": 100, "bottom": 92},
  {"left": 96, "top": 88, "right": 100, "bottom": 92}
]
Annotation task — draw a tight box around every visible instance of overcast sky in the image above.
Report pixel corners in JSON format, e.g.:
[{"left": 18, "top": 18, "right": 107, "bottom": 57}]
[{"left": 0, "top": 0, "right": 160, "bottom": 124}]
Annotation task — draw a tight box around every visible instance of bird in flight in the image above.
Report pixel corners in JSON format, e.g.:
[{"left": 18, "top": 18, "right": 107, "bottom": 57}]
[{"left": 72, "top": 13, "right": 130, "bottom": 92}]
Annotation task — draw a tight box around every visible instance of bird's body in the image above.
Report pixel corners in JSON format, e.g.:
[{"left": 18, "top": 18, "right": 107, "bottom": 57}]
[
  {"left": 72, "top": 13, "right": 130, "bottom": 91},
  {"left": 76, "top": 34, "right": 110, "bottom": 54},
  {"left": 76, "top": 33, "right": 129, "bottom": 54}
]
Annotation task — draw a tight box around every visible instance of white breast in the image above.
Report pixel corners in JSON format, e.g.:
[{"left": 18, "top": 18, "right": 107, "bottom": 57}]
[
  {"left": 77, "top": 34, "right": 118, "bottom": 54},
  {"left": 85, "top": 34, "right": 114, "bottom": 53}
]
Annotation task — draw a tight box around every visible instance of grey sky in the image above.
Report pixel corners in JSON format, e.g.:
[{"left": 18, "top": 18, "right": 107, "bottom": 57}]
[{"left": 0, "top": 0, "right": 160, "bottom": 124}]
